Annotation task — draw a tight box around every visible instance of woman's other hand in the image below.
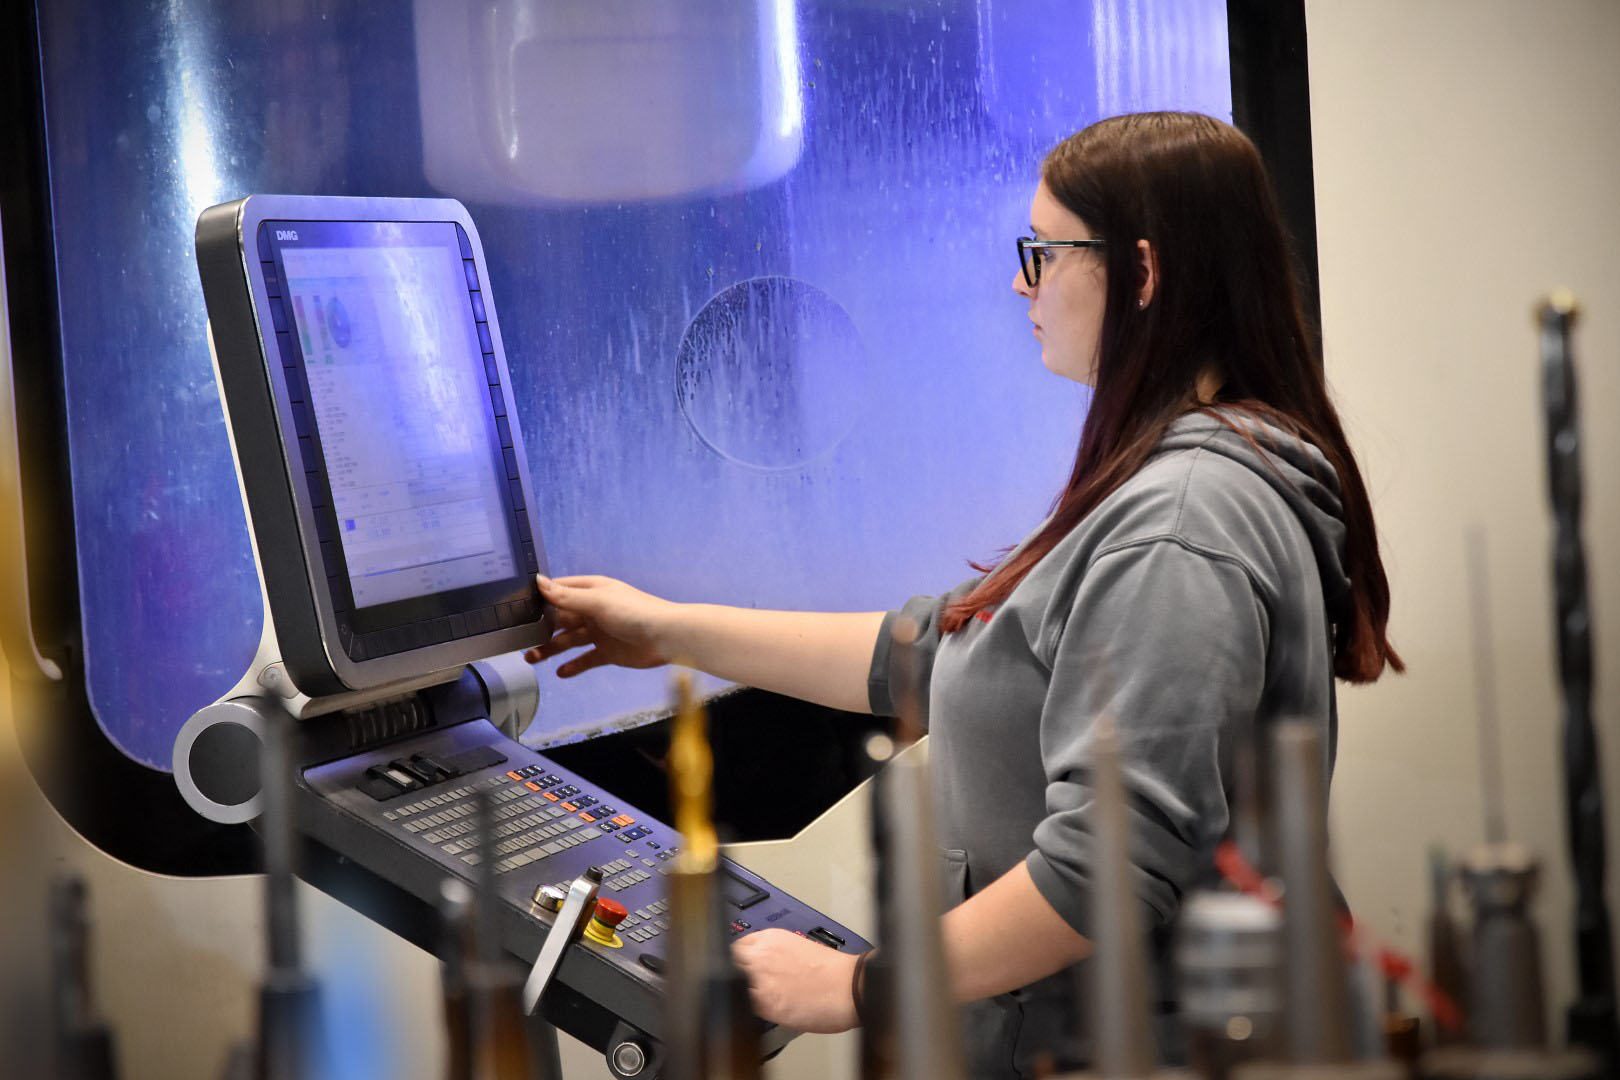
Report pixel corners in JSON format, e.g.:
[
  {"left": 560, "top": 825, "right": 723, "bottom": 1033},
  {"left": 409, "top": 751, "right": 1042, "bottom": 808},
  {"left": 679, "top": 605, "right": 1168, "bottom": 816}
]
[
  {"left": 523, "top": 575, "right": 677, "bottom": 676},
  {"left": 731, "top": 929, "right": 858, "bottom": 1034}
]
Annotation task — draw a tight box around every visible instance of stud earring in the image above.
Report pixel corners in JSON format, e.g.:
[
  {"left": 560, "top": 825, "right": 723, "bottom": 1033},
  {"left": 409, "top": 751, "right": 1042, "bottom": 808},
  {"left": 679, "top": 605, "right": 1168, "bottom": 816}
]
[{"left": 1136, "top": 298, "right": 1145, "bottom": 309}]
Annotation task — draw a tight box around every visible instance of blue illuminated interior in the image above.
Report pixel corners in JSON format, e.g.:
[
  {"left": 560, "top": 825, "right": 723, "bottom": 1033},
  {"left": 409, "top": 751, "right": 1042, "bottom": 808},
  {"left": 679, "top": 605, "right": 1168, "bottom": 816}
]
[{"left": 34, "top": 0, "right": 1232, "bottom": 768}]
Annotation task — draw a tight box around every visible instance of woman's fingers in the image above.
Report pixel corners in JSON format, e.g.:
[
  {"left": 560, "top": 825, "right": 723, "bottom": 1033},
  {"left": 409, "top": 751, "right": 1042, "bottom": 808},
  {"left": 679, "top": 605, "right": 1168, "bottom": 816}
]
[
  {"left": 551, "top": 605, "right": 584, "bottom": 628},
  {"left": 525, "top": 627, "right": 590, "bottom": 661},
  {"left": 556, "top": 649, "right": 612, "bottom": 678},
  {"left": 553, "top": 627, "right": 593, "bottom": 650},
  {"left": 729, "top": 934, "right": 769, "bottom": 1013},
  {"left": 537, "top": 575, "right": 610, "bottom": 619},
  {"left": 539, "top": 573, "right": 611, "bottom": 593}
]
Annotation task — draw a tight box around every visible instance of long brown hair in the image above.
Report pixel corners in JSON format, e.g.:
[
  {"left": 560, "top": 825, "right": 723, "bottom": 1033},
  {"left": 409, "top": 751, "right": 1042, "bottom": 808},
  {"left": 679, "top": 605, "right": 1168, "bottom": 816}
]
[{"left": 942, "top": 112, "right": 1401, "bottom": 683}]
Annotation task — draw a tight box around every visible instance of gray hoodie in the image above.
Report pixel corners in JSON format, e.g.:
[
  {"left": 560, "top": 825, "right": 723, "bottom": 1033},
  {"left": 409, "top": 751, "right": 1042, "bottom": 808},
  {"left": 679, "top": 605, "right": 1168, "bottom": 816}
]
[{"left": 866, "top": 408, "right": 1348, "bottom": 1075}]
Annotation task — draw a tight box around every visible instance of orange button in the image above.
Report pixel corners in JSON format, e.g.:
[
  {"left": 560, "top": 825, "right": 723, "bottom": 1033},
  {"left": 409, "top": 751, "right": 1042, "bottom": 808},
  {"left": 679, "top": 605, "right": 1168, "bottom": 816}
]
[
  {"left": 559, "top": 802, "right": 578, "bottom": 813},
  {"left": 612, "top": 815, "right": 634, "bottom": 826},
  {"left": 543, "top": 792, "right": 559, "bottom": 802},
  {"left": 506, "top": 770, "right": 524, "bottom": 781},
  {"left": 579, "top": 812, "right": 597, "bottom": 823},
  {"left": 525, "top": 781, "right": 542, "bottom": 791}
]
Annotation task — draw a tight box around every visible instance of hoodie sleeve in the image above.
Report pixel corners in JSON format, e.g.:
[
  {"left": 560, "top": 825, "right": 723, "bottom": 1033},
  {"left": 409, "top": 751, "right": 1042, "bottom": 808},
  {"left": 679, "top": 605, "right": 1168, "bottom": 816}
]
[
  {"left": 1024, "top": 537, "right": 1269, "bottom": 936},
  {"left": 867, "top": 577, "right": 984, "bottom": 724}
]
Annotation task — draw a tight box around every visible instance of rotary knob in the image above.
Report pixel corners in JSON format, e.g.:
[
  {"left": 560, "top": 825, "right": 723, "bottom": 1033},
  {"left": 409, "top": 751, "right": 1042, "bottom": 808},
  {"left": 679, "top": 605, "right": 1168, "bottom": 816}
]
[
  {"left": 532, "top": 884, "right": 568, "bottom": 913},
  {"left": 610, "top": 1040, "right": 647, "bottom": 1076}
]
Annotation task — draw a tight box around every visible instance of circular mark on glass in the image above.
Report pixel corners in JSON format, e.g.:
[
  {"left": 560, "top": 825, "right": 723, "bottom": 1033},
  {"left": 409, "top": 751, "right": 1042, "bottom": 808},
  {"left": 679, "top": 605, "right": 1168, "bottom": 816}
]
[
  {"left": 676, "top": 276, "right": 868, "bottom": 470},
  {"left": 327, "top": 296, "right": 352, "bottom": 348}
]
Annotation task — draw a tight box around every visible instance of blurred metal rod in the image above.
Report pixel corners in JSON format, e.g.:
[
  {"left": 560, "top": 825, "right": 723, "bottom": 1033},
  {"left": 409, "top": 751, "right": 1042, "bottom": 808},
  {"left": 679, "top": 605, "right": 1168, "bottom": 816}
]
[
  {"left": 879, "top": 619, "right": 965, "bottom": 1080},
  {"left": 1086, "top": 717, "right": 1160, "bottom": 1077},
  {"left": 466, "top": 787, "right": 547, "bottom": 1080},
  {"left": 439, "top": 879, "right": 475, "bottom": 1080},
  {"left": 1537, "top": 292, "right": 1618, "bottom": 1073},
  {"left": 256, "top": 710, "right": 320, "bottom": 1080},
  {"left": 49, "top": 876, "right": 120, "bottom": 1080},
  {"left": 1422, "top": 842, "right": 1600, "bottom": 1080},
  {"left": 1230, "top": 723, "right": 1401, "bottom": 1080},
  {"left": 1274, "top": 722, "right": 1351, "bottom": 1064}
]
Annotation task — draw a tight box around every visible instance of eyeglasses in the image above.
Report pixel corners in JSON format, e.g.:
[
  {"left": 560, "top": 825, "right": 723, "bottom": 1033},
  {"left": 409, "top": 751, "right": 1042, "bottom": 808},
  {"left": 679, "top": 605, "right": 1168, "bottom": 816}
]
[{"left": 1016, "top": 236, "right": 1106, "bottom": 288}]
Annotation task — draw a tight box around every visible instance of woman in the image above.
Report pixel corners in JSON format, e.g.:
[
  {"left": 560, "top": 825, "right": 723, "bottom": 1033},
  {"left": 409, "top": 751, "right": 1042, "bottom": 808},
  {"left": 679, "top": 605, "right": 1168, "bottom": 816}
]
[{"left": 524, "top": 111, "right": 1401, "bottom": 1075}]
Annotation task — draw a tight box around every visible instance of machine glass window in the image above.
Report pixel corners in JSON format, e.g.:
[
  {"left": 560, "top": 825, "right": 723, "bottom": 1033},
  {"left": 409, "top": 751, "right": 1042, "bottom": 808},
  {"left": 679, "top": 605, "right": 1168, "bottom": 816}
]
[{"left": 32, "top": 0, "right": 1233, "bottom": 768}]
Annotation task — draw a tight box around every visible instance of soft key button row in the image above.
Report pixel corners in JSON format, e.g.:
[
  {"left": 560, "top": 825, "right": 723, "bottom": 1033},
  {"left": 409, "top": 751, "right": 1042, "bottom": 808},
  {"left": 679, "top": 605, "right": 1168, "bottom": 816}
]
[
  {"left": 594, "top": 858, "right": 652, "bottom": 892},
  {"left": 468, "top": 822, "right": 600, "bottom": 870},
  {"left": 623, "top": 899, "right": 671, "bottom": 943},
  {"left": 385, "top": 777, "right": 504, "bottom": 829},
  {"left": 495, "top": 795, "right": 549, "bottom": 822},
  {"left": 505, "top": 766, "right": 563, "bottom": 790},
  {"left": 591, "top": 811, "right": 634, "bottom": 833},
  {"left": 603, "top": 870, "right": 652, "bottom": 892}
]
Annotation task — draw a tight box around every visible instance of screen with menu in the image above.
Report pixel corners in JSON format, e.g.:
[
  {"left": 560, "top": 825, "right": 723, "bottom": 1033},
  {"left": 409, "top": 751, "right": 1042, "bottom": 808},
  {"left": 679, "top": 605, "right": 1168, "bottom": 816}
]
[{"left": 277, "top": 226, "right": 519, "bottom": 612}]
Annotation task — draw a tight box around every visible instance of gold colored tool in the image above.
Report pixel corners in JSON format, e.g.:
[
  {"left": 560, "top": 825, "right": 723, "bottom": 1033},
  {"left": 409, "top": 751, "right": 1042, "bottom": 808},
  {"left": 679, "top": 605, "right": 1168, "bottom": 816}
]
[
  {"left": 671, "top": 670, "right": 719, "bottom": 874},
  {"left": 665, "top": 670, "right": 761, "bottom": 1080}
]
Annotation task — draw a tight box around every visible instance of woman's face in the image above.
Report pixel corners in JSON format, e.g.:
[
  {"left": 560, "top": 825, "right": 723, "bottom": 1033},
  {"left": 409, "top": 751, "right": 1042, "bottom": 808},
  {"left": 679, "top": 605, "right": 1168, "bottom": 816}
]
[{"left": 1014, "top": 182, "right": 1108, "bottom": 386}]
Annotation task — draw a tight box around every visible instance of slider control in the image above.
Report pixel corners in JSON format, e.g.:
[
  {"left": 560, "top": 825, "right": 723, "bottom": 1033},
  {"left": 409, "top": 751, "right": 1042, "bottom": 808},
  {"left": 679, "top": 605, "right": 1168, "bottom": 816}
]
[
  {"left": 365, "top": 763, "right": 418, "bottom": 792},
  {"left": 390, "top": 757, "right": 437, "bottom": 785},
  {"left": 410, "top": 753, "right": 456, "bottom": 782}
]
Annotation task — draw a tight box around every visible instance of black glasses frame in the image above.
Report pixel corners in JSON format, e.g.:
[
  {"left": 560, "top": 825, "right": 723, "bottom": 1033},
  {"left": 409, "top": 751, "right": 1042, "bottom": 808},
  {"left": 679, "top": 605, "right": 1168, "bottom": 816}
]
[{"left": 1016, "top": 236, "right": 1106, "bottom": 288}]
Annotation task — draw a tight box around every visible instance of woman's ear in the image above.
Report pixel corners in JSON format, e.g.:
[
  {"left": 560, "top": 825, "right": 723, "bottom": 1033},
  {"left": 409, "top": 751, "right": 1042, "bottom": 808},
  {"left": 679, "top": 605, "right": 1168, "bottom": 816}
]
[{"left": 1135, "top": 239, "right": 1158, "bottom": 308}]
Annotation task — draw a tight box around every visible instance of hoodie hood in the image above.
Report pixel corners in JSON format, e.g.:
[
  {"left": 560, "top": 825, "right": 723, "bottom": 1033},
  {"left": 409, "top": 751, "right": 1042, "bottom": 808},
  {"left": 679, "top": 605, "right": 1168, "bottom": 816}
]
[{"left": 1157, "top": 408, "right": 1352, "bottom": 622}]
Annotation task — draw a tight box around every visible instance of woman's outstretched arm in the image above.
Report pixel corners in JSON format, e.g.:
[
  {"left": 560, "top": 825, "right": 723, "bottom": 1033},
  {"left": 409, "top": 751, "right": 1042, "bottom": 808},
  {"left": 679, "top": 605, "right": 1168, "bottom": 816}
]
[{"left": 524, "top": 574, "right": 887, "bottom": 715}]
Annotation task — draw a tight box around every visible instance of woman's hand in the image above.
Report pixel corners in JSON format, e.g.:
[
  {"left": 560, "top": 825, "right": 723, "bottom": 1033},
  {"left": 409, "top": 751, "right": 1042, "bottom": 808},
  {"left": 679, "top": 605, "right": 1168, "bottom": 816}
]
[
  {"left": 731, "top": 929, "right": 859, "bottom": 1034},
  {"left": 523, "top": 575, "right": 678, "bottom": 677}
]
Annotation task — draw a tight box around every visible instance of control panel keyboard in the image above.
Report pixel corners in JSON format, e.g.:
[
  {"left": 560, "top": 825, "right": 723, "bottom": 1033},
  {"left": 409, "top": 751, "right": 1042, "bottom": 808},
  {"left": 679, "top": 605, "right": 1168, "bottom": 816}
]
[{"left": 299, "top": 716, "right": 868, "bottom": 1047}]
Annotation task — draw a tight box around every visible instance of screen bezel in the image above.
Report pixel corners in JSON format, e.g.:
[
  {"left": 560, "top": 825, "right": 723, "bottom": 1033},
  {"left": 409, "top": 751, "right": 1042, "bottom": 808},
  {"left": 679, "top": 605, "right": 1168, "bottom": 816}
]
[{"left": 249, "top": 208, "right": 545, "bottom": 670}]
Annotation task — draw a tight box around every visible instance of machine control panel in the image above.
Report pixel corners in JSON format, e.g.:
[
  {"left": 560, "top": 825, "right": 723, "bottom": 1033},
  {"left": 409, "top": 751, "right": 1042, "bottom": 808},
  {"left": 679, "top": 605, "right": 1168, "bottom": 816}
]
[
  {"left": 189, "top": 194, "right": 872, "bottom": 1063},
  {"left": 302, "top": 717, "right": 868, "bottom": 1054}
]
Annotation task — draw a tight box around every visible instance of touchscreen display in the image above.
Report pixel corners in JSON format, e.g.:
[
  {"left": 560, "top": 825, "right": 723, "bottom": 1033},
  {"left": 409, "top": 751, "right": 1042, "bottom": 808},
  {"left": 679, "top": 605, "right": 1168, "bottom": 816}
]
[{"left": 279, "top": 227, "right": 518, "bottom": 610}]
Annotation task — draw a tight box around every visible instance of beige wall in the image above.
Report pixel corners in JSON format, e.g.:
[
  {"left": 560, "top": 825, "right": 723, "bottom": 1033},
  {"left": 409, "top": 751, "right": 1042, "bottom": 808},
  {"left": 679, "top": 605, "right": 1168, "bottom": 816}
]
[{"left": 1307, "top": 0, "right": 1620, "bottom": 1019}]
